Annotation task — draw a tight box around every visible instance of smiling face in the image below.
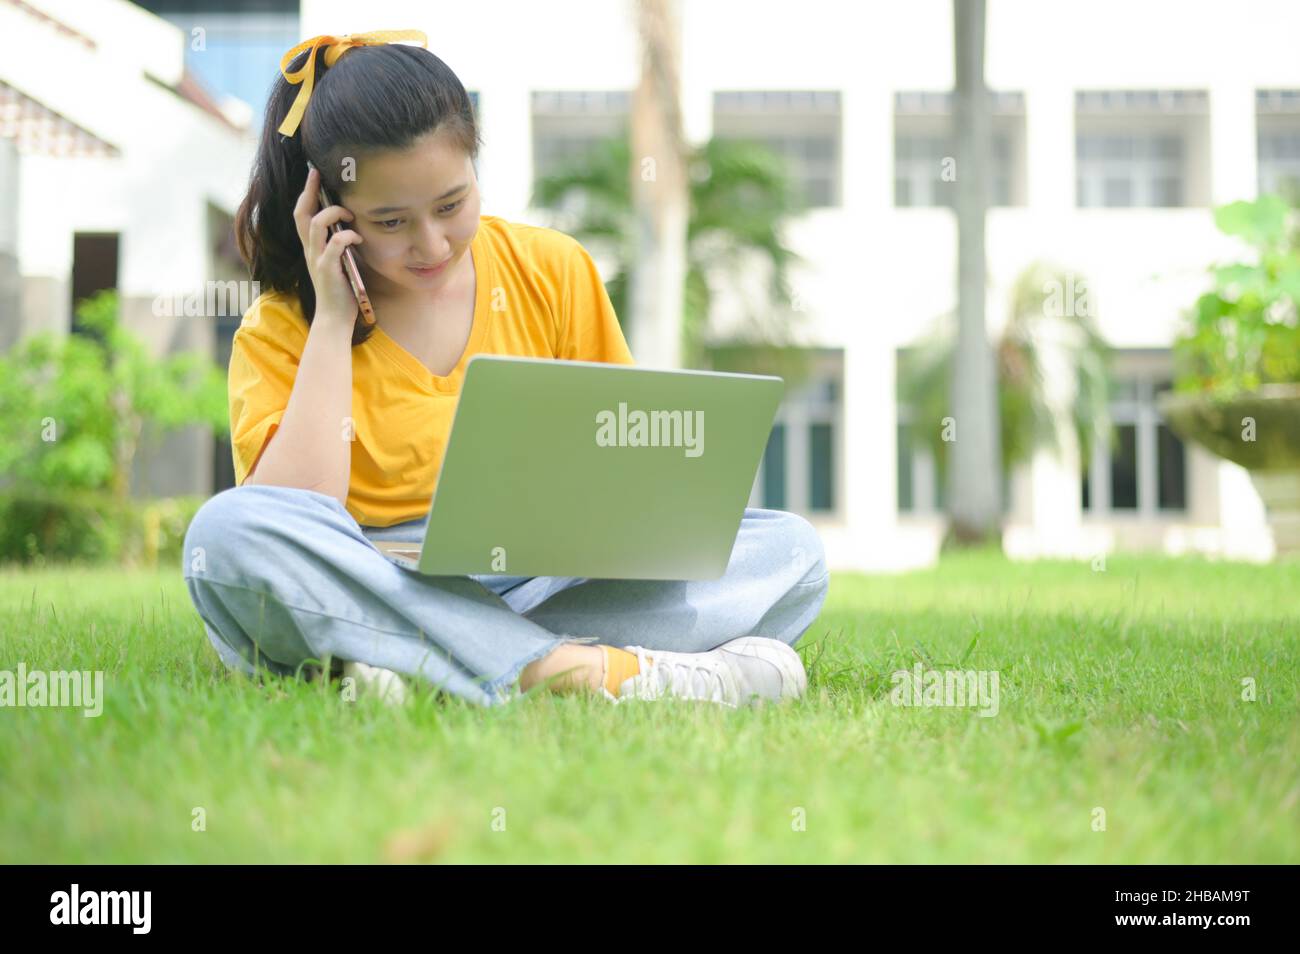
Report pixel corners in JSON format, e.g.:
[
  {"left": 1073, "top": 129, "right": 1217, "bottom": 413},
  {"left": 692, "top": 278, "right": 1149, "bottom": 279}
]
[{"left": 340, "top": 128, "right": 481, "bottom": 300}]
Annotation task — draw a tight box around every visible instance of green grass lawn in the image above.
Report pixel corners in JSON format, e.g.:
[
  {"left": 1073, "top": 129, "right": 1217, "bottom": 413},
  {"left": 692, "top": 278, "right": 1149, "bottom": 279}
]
[{"left": 1, "top": 552, "right": 1297, "bottom": 863}]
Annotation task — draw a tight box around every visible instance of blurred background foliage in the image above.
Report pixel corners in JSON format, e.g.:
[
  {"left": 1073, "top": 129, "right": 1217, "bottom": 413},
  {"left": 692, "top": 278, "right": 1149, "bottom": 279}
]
[
  {"left": 898, "top": 261, "right": 1114, "bottom": 487},
  {"left": 1173, "top": 191, "right": 1300, "bottom": 397},
  {"left": 0, "top": 289, "right": 227, "bottom": 566},
  {"left": 532, "top": 132, "right": 819, "bottom": 389}
]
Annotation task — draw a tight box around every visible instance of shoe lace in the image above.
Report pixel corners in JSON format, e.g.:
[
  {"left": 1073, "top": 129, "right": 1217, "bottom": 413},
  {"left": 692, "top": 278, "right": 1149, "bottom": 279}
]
[{"left": 627, "top": 646, "right": 729, "bottom": 704}]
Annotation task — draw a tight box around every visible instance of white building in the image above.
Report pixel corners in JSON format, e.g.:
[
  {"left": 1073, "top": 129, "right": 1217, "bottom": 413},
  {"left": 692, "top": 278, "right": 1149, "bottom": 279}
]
[
  {"left": 7, "top": 0, "right": 1299, "bottom": 567},
  {"left": 340, "top": 0, "right": 1297, "bottom": 566},
  {"left": 0, "top": 0, "right": 257, "bottom": 495}
]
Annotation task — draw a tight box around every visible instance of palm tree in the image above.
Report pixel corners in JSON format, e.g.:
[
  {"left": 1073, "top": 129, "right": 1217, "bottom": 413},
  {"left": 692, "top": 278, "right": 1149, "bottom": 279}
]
[
  {"left": 532, "top": 131, "right": 813, "bottom": 381},
  {"left": 949, "top": 0, "right": 1002, "bottom": 542},
  {"left": 627, "top": 0, "right": 689, "bottom": 369},
  {"left": 899, "top": 262, "right": 1112, "bottom": 494}
]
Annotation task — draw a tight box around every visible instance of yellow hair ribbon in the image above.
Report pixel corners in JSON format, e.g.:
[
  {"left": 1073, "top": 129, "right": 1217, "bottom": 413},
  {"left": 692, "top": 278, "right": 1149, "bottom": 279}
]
[{"left": 276, "top": 30, "right": 428, "bottom": 138}]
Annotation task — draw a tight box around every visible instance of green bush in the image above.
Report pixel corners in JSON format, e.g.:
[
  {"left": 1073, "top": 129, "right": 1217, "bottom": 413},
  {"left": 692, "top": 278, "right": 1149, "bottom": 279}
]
[
  {"left": 1173, "top": 193, "right": 1300, "bottom": 397},
  {"left": 0, "top": 288, "right": 225, "bottom": 567},
  {"left": 0, "top": 288, "right": 228, "bottom": 498},
  {"left": 898, "top": 261, "right": 1113, "bottom": 478},
  {"left": 0, "top": 488, "right": 205, "bottom": 569}
]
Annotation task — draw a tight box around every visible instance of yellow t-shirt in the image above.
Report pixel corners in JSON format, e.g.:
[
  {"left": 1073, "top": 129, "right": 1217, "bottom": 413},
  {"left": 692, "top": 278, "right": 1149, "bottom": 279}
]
[{"left": 227, "top": 214, "right": 635, "bottom": 527}]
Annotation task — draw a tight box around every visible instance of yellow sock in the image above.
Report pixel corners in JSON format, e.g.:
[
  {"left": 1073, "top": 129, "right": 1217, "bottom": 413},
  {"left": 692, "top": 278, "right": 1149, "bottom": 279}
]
[{"left": 601, "top": 645, "right": 646, "bottom": 696}]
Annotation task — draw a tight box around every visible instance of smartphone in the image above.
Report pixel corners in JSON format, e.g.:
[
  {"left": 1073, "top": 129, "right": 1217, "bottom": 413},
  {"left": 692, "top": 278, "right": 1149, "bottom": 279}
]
[{"left": 306, "top": 161, "right": 376, "bottom": 327}]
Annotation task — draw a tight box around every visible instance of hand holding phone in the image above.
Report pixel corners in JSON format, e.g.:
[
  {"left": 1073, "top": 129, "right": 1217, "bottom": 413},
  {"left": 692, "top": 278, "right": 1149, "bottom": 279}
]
[{"left": 301, "top": 161, "right": 376, "bottom": 327}]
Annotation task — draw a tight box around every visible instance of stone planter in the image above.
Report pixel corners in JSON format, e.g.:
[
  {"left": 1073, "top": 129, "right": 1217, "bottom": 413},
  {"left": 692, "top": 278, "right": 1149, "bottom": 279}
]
[{"left": 1157, "top": 384, "right": 1300, "bottom": 556}]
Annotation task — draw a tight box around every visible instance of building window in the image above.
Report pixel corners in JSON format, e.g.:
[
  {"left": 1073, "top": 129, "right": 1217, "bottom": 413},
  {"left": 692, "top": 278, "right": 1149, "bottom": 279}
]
[
  {"left": 1076, "top": 133, "right": 1185, "bottom": 207},
  {"left": 809, "top": 422, "right": 834, "bottom": 511},
  {"left": 1156, "top": 423, "right": 1187, "bottom": 510},
  {"left": 1257, "top": 89, "right": 1300, "bottom": 197},
  {"left": 896, "top": 413, "right": 941, "bottom": 514},
  {"left": 530, "top": 90, "right": 629, "bottom": 215},
  {"left": 1109, "top": 424, "right": 1139, "bottom": 509},
  {"left": 897, "top": 422, "right": 915, "bottom": 512},
  {"left": 70, "top": 232, "right": 119, "bottom": 341},
  {"left": 751, "top": 355, "right": 842, "bottom": 516},
  {"left": 1075, "top": 90, "right": 1209, "bottom": 208},
  {"left": 762, "top": 423, "right": 786, "bottom": 510},
  {"left": 895, "top": 341, "right": 1039, "bottom": 518},
  {"left": 531, "top": 91, "right": 630, "bottom": 181},
  {"left": 895, "top": 417, "right": 1011, "bottom": 515},
  {"left": 893, "top": 90, "right": 1025, "bottom": 207},
  {"left": 713, "top": 91, "right": 842, "bottom": 208},
  {"left": 133, "top": 5, "right": 300, "bottom": 124},
  {"left": 1083, "top": 368, "right": 1188, "bottom": 516}
]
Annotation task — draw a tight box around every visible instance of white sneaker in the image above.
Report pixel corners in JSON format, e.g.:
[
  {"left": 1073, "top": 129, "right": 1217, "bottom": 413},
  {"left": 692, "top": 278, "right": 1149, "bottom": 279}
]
[
  {"left": 604, "top": 636, "right": 808, "bottom": 709},
  {"left": 341, "top": 660, "right": 410, "bottom": 706}
]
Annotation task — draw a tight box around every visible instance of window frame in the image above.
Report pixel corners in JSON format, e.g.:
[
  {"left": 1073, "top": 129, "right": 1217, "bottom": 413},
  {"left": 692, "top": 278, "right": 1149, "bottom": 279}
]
[
  {"left": 1256, "top": 89, "right": 1300, "bottom": 196},
  {"left": 712, "top": 90, "right": 844, "bottom": 209},
  {"left": 750, "top": 353, "right": 844, "bottom": 518},
  {"left": 893, "top": 90, "right": 1026, "bottom": 209},
  {"left": 1083, "top": 369, "right": 1189, "bottom": 519},
  {"left": 1073, "top": 89, "right": 1209, "bottom": 209}
]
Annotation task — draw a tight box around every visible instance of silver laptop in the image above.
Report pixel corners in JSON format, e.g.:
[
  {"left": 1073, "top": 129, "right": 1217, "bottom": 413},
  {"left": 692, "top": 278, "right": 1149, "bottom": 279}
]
[{"left": 373, "top": 354, "right": 783, "bottom": 580}]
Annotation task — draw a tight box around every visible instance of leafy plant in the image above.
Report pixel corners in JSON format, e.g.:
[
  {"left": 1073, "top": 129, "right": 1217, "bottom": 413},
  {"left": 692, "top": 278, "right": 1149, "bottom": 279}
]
[
  {"left": 531, "top": 133, "right": 816, "bottom": 386},
  {"left": 1173, "top": 193, "right": 1300, "bottom": 398},
  {"left": 0, "top": 487, "right": 205, "bottom": 567},
  {"left": 899, "top": 262, "right": 1113, "bottom": 480},
  {"left": 0, "top": 289, "right": 229, "bottom": 500}
]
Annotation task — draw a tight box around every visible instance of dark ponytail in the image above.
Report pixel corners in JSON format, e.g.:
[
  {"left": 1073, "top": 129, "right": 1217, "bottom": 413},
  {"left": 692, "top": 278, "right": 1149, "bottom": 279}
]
[{"left": 233, "top": 42, "right": 482, "bottom": 347}]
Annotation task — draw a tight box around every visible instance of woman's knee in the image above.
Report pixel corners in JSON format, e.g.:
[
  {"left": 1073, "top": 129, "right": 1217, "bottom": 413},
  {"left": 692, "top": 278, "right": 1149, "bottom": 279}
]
[
  {"left": 750, "top": 508, "right": 828, "bottom": 589},
  {"left": 750, "top": 510, "right": 829, "bottom": 646},
  {"left": 788, "top": 512, "right": 828, "bottom": 589},
  {"left": 183, "top": 486, "right": 360, "bottom": 675},
  {"left": 181, "top": 484, "right": 346, "bottom": 580},
  {"left": 182, "top": 485, "right": 266, "bottom": 579}
]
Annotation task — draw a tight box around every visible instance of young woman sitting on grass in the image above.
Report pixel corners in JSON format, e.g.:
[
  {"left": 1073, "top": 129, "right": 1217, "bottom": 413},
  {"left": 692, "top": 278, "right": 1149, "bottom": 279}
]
[{"left": 181, "top": 30, "right": 830, "bottom": 709}]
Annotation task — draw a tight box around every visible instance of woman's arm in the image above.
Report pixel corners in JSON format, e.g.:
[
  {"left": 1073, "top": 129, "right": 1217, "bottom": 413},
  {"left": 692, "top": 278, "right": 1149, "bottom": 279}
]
[
  {"left": 244, "top": 165, "right": 369, "bottom": 506},
  {"left": 243, "top": 312, "right": 356, "bottom": 506}
]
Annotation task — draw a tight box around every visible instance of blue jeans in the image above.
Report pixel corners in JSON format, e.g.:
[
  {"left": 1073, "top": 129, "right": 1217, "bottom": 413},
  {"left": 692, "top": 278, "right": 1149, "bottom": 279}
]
[{"left": 181, "top": 485, "right": 830, "bottom": 707}]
